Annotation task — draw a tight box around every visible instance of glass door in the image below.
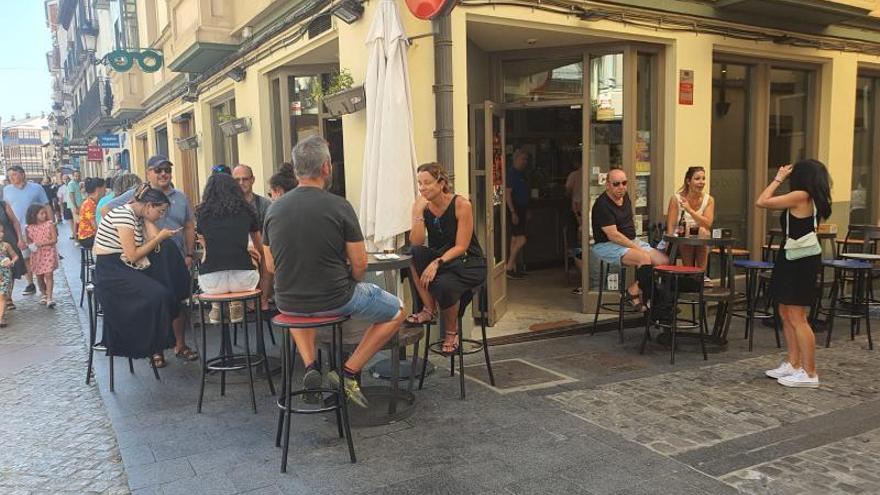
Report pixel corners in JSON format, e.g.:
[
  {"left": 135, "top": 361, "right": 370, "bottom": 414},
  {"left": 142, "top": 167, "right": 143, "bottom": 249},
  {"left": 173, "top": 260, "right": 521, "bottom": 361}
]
[
  {"left": 851, "top": 75, "right": 878, "bottom": 226},
  {"left": 470, "top": 101, "right": 508, "bottom": 325}
]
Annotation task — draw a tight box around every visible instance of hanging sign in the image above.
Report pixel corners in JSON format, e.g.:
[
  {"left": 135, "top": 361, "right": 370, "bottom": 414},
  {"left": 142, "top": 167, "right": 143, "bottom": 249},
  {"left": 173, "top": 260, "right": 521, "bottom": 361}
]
[
  {"left": 405, "top": 0, "right": 455, "bottom": 20},
  {"left": 679, "top": 69, "right": 694, "bottom": 105},
  {"left": 87, "top": 145, "right": 103, "bottom": 161},
  {"left": 97, "top": 133, "right": 120, "bottom": 148}
]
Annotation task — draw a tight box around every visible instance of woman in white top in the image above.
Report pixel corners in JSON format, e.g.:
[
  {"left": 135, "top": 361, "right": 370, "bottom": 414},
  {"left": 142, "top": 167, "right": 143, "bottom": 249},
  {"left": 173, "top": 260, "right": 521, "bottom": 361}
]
[{"left": 665, "top": 166, "right": 715, "bottom": 276}]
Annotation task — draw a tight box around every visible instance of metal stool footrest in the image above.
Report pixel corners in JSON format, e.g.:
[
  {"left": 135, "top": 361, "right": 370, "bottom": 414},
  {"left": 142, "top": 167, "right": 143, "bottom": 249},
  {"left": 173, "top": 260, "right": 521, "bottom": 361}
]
[
  {"left": 276, "top": 388, "right": 342, "bottom": 415},
  {"left": 427, "top": 338, "right": 484, "bottom": 356},
  {"left": 205, "top": 354, "right": 266, "bottom": 372}
]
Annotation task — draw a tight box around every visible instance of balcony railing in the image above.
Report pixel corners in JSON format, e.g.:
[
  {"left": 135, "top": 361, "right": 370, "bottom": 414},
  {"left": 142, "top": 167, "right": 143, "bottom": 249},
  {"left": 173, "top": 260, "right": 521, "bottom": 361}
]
[{"left": 72, "top": 79, "right": 119, "bottom": 137}]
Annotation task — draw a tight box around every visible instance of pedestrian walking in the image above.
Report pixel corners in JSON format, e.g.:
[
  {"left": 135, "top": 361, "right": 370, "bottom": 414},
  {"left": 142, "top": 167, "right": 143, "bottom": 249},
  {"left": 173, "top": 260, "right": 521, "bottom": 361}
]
[
  {"left": 2, "top": 165, "right": 49, "bottom": 296},
  {"left": 0, "top": 224, "right": 20, "bottom": 327},
  {"left": 196, "top": 173, "right": 263, "bottom": 323},
  {"left": 67, "top": 171, "right": 84, "bottom": 239},
  {"left": 757, "top": 159, "right": 832, "bottom": 388},
  {"left": 0, "top": 199, "right": 26, "bottom": 309},
  {"left": 25, "top": 204, "right": 59, "bottom": 308}
]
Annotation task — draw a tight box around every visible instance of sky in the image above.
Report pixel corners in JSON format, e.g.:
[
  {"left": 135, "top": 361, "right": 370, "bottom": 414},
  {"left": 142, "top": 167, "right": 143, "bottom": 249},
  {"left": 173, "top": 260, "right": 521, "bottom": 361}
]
[{"left": 0, "top": 0, "right": 53, "bottom": 122}]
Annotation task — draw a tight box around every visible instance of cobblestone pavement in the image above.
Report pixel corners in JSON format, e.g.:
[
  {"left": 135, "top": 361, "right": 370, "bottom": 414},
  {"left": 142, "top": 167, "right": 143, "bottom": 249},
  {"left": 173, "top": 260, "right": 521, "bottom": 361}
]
[
  {"left": 0, "top": 262, "right": 128, "bottom": 494},
  {"left": 548, "top": 339, "right": 880, "bottom": 456},
  {"left": 721, "top": 427, "right": 880, "bottom": 494}
]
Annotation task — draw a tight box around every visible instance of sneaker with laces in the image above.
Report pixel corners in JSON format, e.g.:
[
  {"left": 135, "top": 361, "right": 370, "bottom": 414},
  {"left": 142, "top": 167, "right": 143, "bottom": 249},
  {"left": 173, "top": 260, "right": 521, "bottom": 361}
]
[
  {"left": 778, "top": 369, "right": 819, "bottom": 388},
  {"left": 326, "top": 370, "right": 369, "bottom": 408},
  {"left": 22, "top": 284, "right": 36, "bottom": 296},
  {"left": 765, "top": 361, "right": 797, "bottom": 379}
]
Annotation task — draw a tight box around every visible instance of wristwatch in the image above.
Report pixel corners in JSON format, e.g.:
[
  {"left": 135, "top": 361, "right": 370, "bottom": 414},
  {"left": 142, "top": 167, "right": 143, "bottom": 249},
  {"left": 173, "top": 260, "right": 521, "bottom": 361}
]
[{"left": 436, "top": 258, "right": 445, "bottom": 266}]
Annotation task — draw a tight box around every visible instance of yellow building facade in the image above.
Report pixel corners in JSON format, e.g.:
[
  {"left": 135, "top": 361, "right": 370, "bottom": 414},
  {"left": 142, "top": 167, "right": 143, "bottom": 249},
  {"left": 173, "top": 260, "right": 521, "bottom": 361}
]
[{"left": 118, "top": 0, "right": 880, "bottom": 332}]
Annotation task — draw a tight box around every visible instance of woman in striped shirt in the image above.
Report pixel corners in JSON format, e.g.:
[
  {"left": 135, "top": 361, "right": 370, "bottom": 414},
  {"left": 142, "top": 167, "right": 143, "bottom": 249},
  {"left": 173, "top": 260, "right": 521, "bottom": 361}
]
[{"left": 93, "top": 184, "right": 181, "bottom": 368}]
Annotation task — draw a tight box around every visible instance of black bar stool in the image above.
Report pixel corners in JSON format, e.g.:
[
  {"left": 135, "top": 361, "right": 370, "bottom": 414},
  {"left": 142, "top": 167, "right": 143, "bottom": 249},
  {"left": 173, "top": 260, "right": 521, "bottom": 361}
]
[
  {"left": 592, "top": 260, "right": 639, "bottom": 343},
  {"left": 640, "top": 265, "right": 708, "bottom": 364},
  {"left": 728, "top": 260, "right": 780, "bottom": 352},
  {"left": 79, "top": 245, "right": 94, "bottom": 307},
  {"left": 272, "top": 313, "right": 355, "bottom": 470},
  {"left": 419, "top": 282, "right": 495, "bottom": 400},
  {"left": 196, "top": 290, "right": 275, "bottom": 413},
  {"left": 822, "top": 258, "right": 874, "bottom": 350},
  {"left": 85, "top": 282, "right": 159, "bottom": 391}
]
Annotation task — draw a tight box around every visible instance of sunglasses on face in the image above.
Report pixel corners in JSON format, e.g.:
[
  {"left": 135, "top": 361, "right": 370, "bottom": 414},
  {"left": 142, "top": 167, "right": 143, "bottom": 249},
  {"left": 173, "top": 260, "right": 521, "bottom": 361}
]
[
  {"left": 152, "top": 166, "right": 172, "bottom": 174},
  {"left": 611, "top": 180, "right": 628, "bottom": 187}
]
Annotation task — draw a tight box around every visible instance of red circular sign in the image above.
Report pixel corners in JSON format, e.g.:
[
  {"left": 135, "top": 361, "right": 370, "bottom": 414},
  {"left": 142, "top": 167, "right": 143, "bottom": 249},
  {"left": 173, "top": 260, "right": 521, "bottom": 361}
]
[{"left": 405, "top": 0, "right": 455, "bottom": 20}]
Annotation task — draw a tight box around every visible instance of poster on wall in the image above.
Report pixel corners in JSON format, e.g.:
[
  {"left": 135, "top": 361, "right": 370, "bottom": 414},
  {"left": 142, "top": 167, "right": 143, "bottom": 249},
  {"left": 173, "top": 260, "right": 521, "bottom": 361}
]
[
  {"left": 679, "top": 69, "right": 694, "bottom": 105},
  {"left": 635, "top": 131, "right": 651, "bottom": 173}
]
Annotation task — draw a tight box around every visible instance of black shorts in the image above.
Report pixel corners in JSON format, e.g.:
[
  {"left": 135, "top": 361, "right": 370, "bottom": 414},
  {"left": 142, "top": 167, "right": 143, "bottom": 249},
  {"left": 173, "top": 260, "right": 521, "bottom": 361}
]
[
  {"left": 62, "top": 206, "right": 73, "bottom": 220},
  {"left": 508, "top": 203, "right": 528, "bottom": 236}
]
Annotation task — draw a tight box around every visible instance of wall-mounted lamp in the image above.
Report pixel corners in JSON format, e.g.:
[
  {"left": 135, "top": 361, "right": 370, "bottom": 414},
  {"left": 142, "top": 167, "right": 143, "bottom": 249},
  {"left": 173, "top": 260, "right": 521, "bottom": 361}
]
[{"left": 333, "top": 0, "right": 364, "bottom": 24}]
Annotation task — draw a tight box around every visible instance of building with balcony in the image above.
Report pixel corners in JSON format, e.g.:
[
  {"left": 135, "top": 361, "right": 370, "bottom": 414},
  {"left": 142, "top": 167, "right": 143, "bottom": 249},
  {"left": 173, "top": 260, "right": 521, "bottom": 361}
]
[
  {"left": 1, "top": 115, "right": 53, "bottom": 179},
  {"left": 98, "top": 0, "right": 880, "bottom": 333}
]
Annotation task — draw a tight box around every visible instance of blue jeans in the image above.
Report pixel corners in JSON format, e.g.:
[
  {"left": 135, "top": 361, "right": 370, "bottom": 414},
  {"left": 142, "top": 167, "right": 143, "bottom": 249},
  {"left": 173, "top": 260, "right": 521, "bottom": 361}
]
[{"left": 280, "top": 282, "right": 401, "bottom": 323}]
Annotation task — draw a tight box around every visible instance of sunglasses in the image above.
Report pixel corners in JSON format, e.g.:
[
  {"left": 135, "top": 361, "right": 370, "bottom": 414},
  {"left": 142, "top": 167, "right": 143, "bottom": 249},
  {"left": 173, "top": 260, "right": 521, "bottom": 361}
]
[
  {"left": 611, "top": 180, "right": 628, "bottom": 187},
  {"left": 152, "top": 166, "right": 173, "bottom": 174}
]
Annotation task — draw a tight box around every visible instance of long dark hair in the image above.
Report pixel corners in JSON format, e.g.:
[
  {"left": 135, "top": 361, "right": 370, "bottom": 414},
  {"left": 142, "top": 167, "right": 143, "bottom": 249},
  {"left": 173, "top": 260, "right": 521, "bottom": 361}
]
[
  {"left": 269, "top": 162, "right": 297, "bottom": 193},
  {"left": 196, "top": 172, "right": 257, "bottom": 224},
  {"left": 678, "top": 166, "right": 705, "bottom": 195},
  {"left": 26, "top": 204, "right": 48, "bottom": 226},
  {"left": 789, "top": 159, "right": 832, "bottom": 220}
]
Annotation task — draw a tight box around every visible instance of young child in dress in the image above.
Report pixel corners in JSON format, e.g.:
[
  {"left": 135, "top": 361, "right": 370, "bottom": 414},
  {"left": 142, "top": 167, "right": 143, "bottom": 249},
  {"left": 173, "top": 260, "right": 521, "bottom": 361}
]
[
  {"left": 26, "top": 205, "right": 59, "bottom": 308},
  {"left": 0, "top": 224, "right": 20, "bottom": 327}
]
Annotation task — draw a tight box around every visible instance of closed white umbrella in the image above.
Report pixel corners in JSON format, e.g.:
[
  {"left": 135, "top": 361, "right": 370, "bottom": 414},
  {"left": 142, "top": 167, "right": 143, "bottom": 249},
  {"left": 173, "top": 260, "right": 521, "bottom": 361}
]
[{"left": 360, "top": 0, "right": 418, "bottom": 252}]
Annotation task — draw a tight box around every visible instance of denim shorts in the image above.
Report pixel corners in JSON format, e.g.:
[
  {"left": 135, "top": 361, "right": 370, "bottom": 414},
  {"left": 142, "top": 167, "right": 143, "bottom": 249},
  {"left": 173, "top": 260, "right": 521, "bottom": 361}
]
[
  {"left": 592, "top": 239, "right": 653, "bottom": 265},
  {"left": 280, "top": 282, "right": 402, "bottom": 324}
]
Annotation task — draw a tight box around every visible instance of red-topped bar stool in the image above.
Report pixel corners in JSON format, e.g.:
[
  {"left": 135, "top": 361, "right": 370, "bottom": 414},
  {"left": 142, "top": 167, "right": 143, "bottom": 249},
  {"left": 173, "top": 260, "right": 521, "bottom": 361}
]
[
  {"left": 640, "top": 265, "right": 708, "bottom": 364},
  {"left": 196, "top": 289, "right": 274, "bottom": 414},
  {"left": 272, "top": 313, "right": 356, "bottom": 470}
]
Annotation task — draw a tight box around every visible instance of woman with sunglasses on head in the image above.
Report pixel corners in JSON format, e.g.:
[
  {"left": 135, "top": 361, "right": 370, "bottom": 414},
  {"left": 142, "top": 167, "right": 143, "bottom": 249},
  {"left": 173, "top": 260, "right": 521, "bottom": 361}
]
[
  {"left": 407, "top": 163, "right": 486, "bottom": 354},
  {"left": 93, "top": 184, "right": 182, "bottom": 367},
  {"left": 758, "top": 159, "right": 831, "bottom": 388},
  {"left": 665, "top": 166, "right": 715, "bottom": 284}
]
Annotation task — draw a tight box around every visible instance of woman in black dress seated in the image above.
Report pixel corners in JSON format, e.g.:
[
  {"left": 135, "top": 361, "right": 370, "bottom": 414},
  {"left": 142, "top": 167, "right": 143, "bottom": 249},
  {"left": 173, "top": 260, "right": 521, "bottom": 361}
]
[
  {"left": 407, "top": 163, "right": 486, "bottom": 354},
  {"left": 757, "top": 159, "right": 831, "bottom": 389},
  {"left": 93, "top": 184, "right": 182, "bottom": 367}
]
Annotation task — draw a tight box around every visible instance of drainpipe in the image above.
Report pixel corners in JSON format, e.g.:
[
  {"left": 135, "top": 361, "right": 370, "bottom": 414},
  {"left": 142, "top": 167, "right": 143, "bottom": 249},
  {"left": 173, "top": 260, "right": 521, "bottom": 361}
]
[{"left": 432, "top": 13, "right": 455, "bottom": 189}]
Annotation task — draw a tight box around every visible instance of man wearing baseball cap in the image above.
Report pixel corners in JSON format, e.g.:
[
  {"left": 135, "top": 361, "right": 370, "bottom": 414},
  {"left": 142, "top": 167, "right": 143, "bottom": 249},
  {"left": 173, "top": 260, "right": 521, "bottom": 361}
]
[{"left": 102, "top": 155, "right": 199, "bottom": 364}]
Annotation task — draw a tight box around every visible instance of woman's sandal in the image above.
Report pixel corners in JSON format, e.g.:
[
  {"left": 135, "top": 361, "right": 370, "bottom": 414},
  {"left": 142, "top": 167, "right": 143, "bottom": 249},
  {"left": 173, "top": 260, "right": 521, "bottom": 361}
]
[
  {"left": 623, "top": 292, "right": 648, "bottom": 313},
  {"left": 441, "top": 332, "right": 460, "bottom": 355},
  {"left": 175, "top": 346, "right": 199, "bottom": 361},
  {"left": 151, "top": 354, "right": 167, "bottom": 368},
  {"left": 405, "top": 308, "right": 436, "bottom": 326}
]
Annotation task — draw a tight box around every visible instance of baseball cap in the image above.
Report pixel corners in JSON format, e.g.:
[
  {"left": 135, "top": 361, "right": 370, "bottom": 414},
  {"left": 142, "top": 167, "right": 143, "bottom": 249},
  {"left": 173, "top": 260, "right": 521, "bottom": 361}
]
[
  {"left": 6, "top": 165, "right": 24, "bottom": 173},
  {"left": 146, "top": 155, "right": 173, "bottom": 170}
]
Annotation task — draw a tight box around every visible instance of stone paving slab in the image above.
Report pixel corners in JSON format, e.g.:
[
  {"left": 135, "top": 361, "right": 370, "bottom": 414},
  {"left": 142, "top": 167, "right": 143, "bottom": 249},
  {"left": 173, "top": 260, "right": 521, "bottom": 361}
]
[
  {"left": 721, "top": 427, "right": 880, "bottom": 494},
  {"left": 547, "top": 339, "right": 880, "bottom": 456},
  {"left": 0, "top": 268, "right": 128, "bottom": 494}
]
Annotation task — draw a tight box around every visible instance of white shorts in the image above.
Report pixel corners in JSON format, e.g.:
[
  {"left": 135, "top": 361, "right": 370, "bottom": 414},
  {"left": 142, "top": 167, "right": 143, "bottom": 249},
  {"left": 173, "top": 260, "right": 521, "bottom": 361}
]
[{"left": 198, "top": 270, "right": 260, "bottom": 295}]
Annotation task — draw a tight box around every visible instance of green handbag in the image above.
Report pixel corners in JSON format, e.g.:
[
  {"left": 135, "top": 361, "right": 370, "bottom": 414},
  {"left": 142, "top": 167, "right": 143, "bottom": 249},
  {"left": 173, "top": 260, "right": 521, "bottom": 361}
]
[{"left": 784, "top": 202, "right": 822, "bottom": 261}]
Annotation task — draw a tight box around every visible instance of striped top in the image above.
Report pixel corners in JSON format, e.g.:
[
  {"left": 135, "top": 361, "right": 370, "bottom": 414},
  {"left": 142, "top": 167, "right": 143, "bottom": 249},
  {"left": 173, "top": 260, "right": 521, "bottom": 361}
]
[{"left": 94, "top": 204, "right": 144, "bottom": 254}]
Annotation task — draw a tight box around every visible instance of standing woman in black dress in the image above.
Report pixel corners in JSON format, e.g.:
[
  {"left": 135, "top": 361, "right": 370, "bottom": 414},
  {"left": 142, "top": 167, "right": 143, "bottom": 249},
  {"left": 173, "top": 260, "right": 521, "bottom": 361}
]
[
  {"left": 407, "top": 163, "right": 486, "bottom": 354},
  {"left": 758, "top": 159, "right": 832, "bottom": 388}
]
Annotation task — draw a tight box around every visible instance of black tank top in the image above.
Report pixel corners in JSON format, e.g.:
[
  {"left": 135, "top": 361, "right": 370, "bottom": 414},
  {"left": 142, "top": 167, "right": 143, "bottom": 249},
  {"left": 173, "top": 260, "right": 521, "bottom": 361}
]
[
  {"left": 423, "top": 195, "right": 484, "bottom": 258},
  {"left": 781, "top": 209, "right": 816, "bottom": 240}
]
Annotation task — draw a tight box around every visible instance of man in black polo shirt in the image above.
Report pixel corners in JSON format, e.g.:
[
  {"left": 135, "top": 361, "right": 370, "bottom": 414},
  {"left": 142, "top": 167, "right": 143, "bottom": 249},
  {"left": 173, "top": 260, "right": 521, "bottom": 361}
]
[{"left": 591, "top": 168, "right": 667, "bottom": 309}]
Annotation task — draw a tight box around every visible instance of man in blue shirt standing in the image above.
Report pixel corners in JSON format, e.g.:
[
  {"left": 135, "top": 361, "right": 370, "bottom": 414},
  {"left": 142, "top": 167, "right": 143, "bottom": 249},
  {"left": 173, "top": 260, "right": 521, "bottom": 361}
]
[
  {"left": 505, "top": 149, "right": 530, "bottom": 279},
  {"left": 102, "top": 155, "right": 199, "bottom": 365},
  {"left": 2, "top": 166, "right": 49, "bottom": 296}
]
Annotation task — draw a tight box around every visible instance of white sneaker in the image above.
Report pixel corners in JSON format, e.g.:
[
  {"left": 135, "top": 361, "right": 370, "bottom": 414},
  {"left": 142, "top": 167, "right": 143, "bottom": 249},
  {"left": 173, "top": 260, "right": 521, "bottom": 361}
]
[
  {"left": 778, "top": 369, "right": 819, "bottom": 388},
  {"left": 765, "top": 361, "right": 797, "bottom": 379}
]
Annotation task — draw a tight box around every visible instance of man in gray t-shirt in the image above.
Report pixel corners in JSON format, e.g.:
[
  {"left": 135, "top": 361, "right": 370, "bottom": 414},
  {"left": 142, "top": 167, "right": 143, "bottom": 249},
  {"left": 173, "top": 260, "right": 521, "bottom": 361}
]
[{"left": 263, "top": 136, "right": 403, "bottom": 408}]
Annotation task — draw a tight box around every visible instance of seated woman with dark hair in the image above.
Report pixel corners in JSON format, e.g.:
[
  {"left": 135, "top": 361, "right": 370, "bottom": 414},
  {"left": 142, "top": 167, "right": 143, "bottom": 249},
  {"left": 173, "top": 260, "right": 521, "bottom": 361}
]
[
  {"left": 407, "top": 163, "right": 486, "bottom": 354},
  {"left": 196, "top": 173, "right": 263, "bottom": 323},
  {"left": 93, "top": 184, "right": 183, "bottom": 368},
  {"left": 268, "top": 162, "right": 297, "bottom": 199}
]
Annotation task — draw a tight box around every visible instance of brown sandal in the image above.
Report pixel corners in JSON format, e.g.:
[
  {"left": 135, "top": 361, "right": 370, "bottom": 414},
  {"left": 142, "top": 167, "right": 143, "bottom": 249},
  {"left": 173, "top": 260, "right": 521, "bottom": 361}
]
[
  {"left": 151, "top": 354, "right": 167, "bottom": 368},
  {"left": 175, "top": 346, "right": 199, "bottom": 361},
  {"left": 405, "top": 308, "right": 436, "bottom": 326},
  {"left": 441, "top": 331, "right": 460, "bottom": 355}
]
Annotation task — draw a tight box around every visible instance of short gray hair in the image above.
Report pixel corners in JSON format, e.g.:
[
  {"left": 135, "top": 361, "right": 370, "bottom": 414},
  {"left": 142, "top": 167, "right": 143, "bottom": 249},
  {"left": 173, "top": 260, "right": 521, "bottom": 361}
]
[{"left": 292, "top": 136, "right": 331, "bottom": 179}]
